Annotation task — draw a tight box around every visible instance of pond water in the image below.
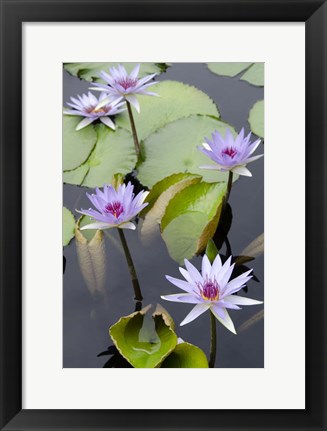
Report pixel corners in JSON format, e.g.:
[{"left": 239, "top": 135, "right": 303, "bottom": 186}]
[{"left": 63, "top": 63, "right": 264, "bottom": 368}]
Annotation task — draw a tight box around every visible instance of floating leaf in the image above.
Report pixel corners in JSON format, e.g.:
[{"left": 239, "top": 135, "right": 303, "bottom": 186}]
[
  {"left": 75, "top": 216, "right": 106, "bottom": 296},
  {"left": 241, "top": 233, "right": 264, "bottom": 258},
  {"left": 63, "top": 124, "right": 136, "bottom": 187},
  {"left": 248, "top": 100, "right": 264, "bottom": 138},
  {"left": 207, "top": 62, "right": 253, "bottom": 77},
  {"left": 238, "top": 309, "right": 264, "bottom": 333},
  {"left": 140, "top": 173, "right": 202, "bottom": 243},
  {"left": 116, "top": 81, "right": 220, "bottom": 142},
  {"left": 137, "top": 115, "right": 237, "bottom": 188},
  {"left": 205, "top": 239, "right": 219, "bottom": 263},
  {"left": 161, "top": 182, "right": 227, "bottom": 263},
  {"left": 63, "top": 116, "right": 97, "bottom": 171},
  {"left": 63, "top": 207, "right": 75, "bottom": 246},
  {"left": 161, "top": 342, "right": 209, "bottom": 368},
  {"left": 109, "top": 305, "right": 178, "bottom": 368},
  {"left": 64, "top": 62, "right": 169, "bottom": 83},
  {"left": 241, "top": 63, "right": 264, "bottom": 86},
  {"left": 207, "top": 62, "right": 264, "bottom": 87}
]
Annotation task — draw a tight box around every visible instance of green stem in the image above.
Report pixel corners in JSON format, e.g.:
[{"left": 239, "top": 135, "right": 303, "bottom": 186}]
[
  {"left": 117, "top": 228, "right": 143, "bottom": 301},
  {"left": 209, "top": 310, "right": 217, "bottom": 368},
  {"left": 225, "top": 171, "right": 233, "bottom": 205},
  {"left": 126, "top": 101, "right": 140, "bottom": 156}
]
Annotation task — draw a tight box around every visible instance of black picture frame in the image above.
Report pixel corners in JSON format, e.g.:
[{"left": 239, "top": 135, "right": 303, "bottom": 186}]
[{"left": 1, "top": 0, "right": 326, "bottom": 430}]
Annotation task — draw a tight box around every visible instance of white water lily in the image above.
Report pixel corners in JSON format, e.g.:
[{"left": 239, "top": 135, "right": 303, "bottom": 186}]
[{"left": 161, "top": 254, "right": 263, "bottom": 334}]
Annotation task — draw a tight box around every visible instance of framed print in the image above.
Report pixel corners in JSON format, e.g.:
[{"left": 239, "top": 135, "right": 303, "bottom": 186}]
[{"left": 0, "top": 0, "right": 326, "bottom": 430}]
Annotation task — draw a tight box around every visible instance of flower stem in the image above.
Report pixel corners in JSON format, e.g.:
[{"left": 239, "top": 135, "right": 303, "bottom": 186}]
[
  {"left": 117, "top": 228, "right": 143, "bottom": 301},
  {"left": 126, "top": 101, "right": 140, "bottom": 156},
  {"left": 209, "top": 310, "right": 217, "bottom": 368},
  {"left": 225, "top": 171, "right": 233, "bottom": 205}
]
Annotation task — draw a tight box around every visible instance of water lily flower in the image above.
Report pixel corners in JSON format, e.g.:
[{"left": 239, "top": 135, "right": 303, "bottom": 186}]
[
  {"left": 64, "top": 92, "right": 126, "bottom": 131},
  {"left": 198, "top": 128, "right": 263, "bottom": 177},
  {"left": 77, "top": 182, "right": 149, "bottom": 230},
  {"left": 89, "top": 64, "right": 158, "bottom": 113},
  {"left": 161, "top": 254, "right": 262, "bottom": 333}
]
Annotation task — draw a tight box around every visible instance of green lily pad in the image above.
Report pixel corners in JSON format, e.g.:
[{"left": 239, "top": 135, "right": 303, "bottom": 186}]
[
  {"left": 63, "top": 124, "right": 137, "bottom": 187},
  {"left": 161, "top": 182, "right": 226, "bottom": 263},
  {"left": 63, "top": 116, "right": 97, "bottom": 171},
  {"left": 140, "top": 173, "right": 202, "bottom": 242},
  {"left": 207, "top": 62, "right": 253, "bottom": 77},
  {"left": 63, "top": 207, "right": 75, "bottom": 246},
  {"left": 248, "top": 100, "right": 264, "bottom": 138},
  {"left": 75, "top": 216, "right": 106, "bottom": 296},
  {"left": 161, "top": 342, "right": 209, "bottom": 368},
  {"left": 207, "top": 62, "right": 264, "bottom": 87},
  {"left": 241, "top": 63, "right": 264, "bottom": 86},
  {"left": 116, "top": 80, "right": 220, "bottom": 142},
  {"left": 205, "top": 238, "right": 219, "bottom": 263},
  {"left": 64, "top": 62, "right": 169, "bottom": 83},
  {"left": 137, "top": 115, "right": 237, "bottom": 188},
  {"left": 110, "top": 305, "right": 178, "bottom": 368}
]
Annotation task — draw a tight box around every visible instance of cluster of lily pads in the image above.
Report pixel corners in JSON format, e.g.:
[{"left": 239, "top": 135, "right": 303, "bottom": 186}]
[{"left": 63, "top": 63, "right": 264, "bottom": 368}]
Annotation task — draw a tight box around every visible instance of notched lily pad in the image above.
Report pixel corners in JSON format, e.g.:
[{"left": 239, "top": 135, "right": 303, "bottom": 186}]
[
  {"left": 207, "top": 62, "right": 264, "bottom": 87},
  {"left": 109, "top": 305, "right": 178, "bottom": 368},
  {"left": 116, "top": 80, "right": 220, "bottom": 142},
  {"left": 137, "top": 115, "right": 238, "bottom": 188},
  {"left": 248, "top": 100, "right": 264, "bottom": 138}
]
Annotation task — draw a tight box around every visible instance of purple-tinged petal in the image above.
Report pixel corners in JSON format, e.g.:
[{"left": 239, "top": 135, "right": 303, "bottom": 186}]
[
  {"left": 231, "top": 166, "right": 252, "bottom": 176},
  {"left": 211, "top": 306, "right": 236, "bottom": 334},
  {"left": 165, "top": 275, "right": 194, "bottom": 293},
  {"left": 224, "top": 295, "right": 262, "bottom": 306},
  {"left": 201, "top": 254, "right": 211, "bottom": 278},
  {"left": 184, "top": 259, "right": 203, "bottom": 284},
  {"left": 210, "top": 253, "right": 222, "bottom": 278},
  {"left": 100, "top": 116, "right": 116, "bottom": 130},
  {"left": 125, "top": 94, "right": 140, "bottom": 113},
  {"left": 180, "top": 303, "right": 210, "bottom": 326},
  {"left": 118, "top": 221, "right": 136, "bottom": 230},
  {"left": 80, "top": 221, "right": 115, "bottom": 230},
  {"left": 75, "top": 117, "right": 94, "bottom": 131},
  {"left": 160, "top": 293, "right": 202, "bottom": 304},
  {"left": 244, "top": 154, "right": 264, "bottom": 164}
]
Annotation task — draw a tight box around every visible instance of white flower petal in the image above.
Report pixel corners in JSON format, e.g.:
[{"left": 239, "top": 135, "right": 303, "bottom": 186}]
[
  {"left": 202, "top": 142, "right": 212, "bottom": 151},
  {"left": 224, "top": 295, "right": 263, "bottom": 306},
  {"left": 118, "top": 222, "right": 136, "bottom": 230},
  {"left": 100, "top": 116, "right": 116, "bottom": 130},
  {"left": 179, "top": 267, "right": 194, "bottom": 284},
  {"left": 160, "top": 293, "right": 201, "bottom": 304},
  {"left": 248, "top": 138, "right": 261, "bottom": 155},
  {"left": 210, "top": 253, "right": 222, "bottom": 278},
  {"left": 75, "top": 117, "right": 94, "bottom": 131},
  {"left": 244, "top": 154, "right": 264, "bottom": 164},
  {"left": 165, "top": 275, "right": 194, "bottom": 293},
  {"left": 211, "top": 306, "right": 236, "bottom": 334},
  {"left": 95, "top": 96, "right": 111, "bottom": 109},
  {"left": 184, "top": 259, "right": 203, "bottom": 284},
  {"left": 217, "top": 256, "right": 232, "bottom": 285},
  {"left": 80, "top": 222, "right": 114, "bottom": 230},
  {"left": 180, "top": 303, "right": 210, "bottom": 326},
  {"left": 125, "top": 94, "right": 140, "bottom": 113},
  {"left": 222, "top": 270, "right": 253, "bottom": 296},
  {"left": 199, "top": 165, "right": 221, "bottom": 171},
  {"left": 232, "top": 165, "right": 252, "bottom": 177},
  {"left": 201, "top": 254, "right": 212, "bottom": 278}
]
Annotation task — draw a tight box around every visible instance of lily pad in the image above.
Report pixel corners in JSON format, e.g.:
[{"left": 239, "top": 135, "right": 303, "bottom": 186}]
[
  {"left": 109, "top": 305, "right": 178, "bottom": 368},
  {"left": 207, "top": 62, "right": 253, "bottom": 77},
  {"left": 63, "top": 207, "right": 75, "bottom": 246},
  {"left": 140, "top": 173, "right": 202, "bottom": 243},
  {"left": 75, "top": 216, "right": 106, "bottom": 296},
  {"left": 64, "top": 62, "right": 169, "bottom": 83},
  {"left": 248, "top": 100, "right": 264, "bottom": 138},
  {"left": 116, "top": 80, "right": 220, "bottom": 142},
  {"left": 207, "top": 62, "right": 264, "bottom": 87},
  {"left": 63, "top": 124, "right": 137, "bottom": 187},
  {"left": 137, "top": 115, "right": 237, "bottom": 188},
  {"left": 63, "top": 115, "right": 97, "bottom": 171},
  {"left": 161, "top": 182, "right": 227, "bottom": 263},
  {"left": 161, "top": 342, "right": 209, "bottom": 368}
]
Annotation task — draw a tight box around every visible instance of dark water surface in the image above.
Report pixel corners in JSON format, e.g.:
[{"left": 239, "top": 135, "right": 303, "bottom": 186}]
[{"left": 63, "top": 63, "right": 264, "bottom": 368}]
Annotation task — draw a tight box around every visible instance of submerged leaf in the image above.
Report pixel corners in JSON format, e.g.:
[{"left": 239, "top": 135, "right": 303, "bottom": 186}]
[
  {"left": 238, "top": 309, "right": 264, "bottom": 333},
  {"left": 64, "top": 62, "right": 169, "bottom": 82},
  {"left": 63, "top": 207, "right": 75, "bottom": 246},
  {"left": 116, "top": 80, "right": 220, "bottom": 142},
  {"left": 248, "top": 100, "right": 264, "bottom": 138},
  {"left": 161, "top": 342, "right": 209, "bottom": 368},
  {"left": 109, "top": 305, "right": 178, "bottom": 368},
  {"left": 137, "top": 115, "right": 237, "bottom": 188},
  {"left": 75, "top": 216, "right": 106, "bottom": 297},
  {"left": 241, "top": 233, "right": 264, "bottom": 258}
]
